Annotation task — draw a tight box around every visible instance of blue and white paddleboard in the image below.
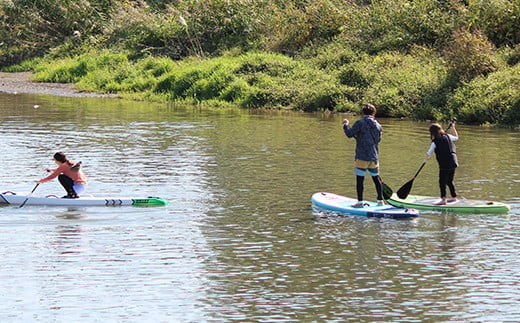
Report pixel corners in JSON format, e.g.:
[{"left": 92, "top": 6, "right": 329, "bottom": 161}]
[{"left": 311, "top": 192, "right": 419, "bottom": 219}]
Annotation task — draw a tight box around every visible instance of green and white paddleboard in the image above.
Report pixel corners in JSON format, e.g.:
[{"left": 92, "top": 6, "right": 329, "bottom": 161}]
[{"left": 387, "top": 194, "right": 510, "bottom": 214}]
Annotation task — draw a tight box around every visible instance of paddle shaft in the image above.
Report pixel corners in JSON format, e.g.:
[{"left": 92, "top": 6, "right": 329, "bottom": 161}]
[
  {"left": 19, "top": 183, "right": 39, "bottom": 208},
  {"left": 411, "top": 162, "right": 426, "bottom": 179}
]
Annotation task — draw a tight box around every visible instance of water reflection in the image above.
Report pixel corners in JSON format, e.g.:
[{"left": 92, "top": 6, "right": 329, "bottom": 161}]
[
  {"left": 48, "top": 224, "right": 89, "bottom": 256},
  {"left": 53, "top": 208, "right": 88, "bottom": 220}
]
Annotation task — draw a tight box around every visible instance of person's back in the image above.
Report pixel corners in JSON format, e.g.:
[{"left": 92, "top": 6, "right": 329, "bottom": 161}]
[
  {"left": 342, "top": 104, "right": 384, "bottom": 207},
  {"left": 345, "top": 115, "right": 381, "bottom": 162}
]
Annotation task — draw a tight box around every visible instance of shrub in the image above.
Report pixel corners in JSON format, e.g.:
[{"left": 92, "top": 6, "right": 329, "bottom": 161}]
[
  {"left": 505, "top": 44, "right": 520, "bottom": 66},
  {"left": 171, "top": 0, "right": 270, "bottom": 55},
  {"left": 338, "top": 65, "right": 370, "bottom": 88},
  {"left": 104, "top": 4, "right": 188, "bottom": 59},
  {"left": 220, "top": 79, "right": 252, "bottom": 103},
  {"left": 352, "top": 48, "right": 448, "bottom": 118},
  {"left": 339, "top": 0, "right": 455, "bottom": 54},
  {"left": 189, "top": 71, "right": 233, "bottom": 101},
  {"left": 0, "top": 0, "right": 113, "bottom": 65},
  {"left": 301, "top": 42, "right": 359, "bottom": 70},
  {"left": 443, "top": 28, "right": 498, "bottom": 83},
  {"left": 264, "top": 0, "right": 347, "bottom": 54},
  {"left": 503, "top": 96, "right": 520, "bottom": 127},
  {"left": 448, "top": 64, "right": 520, "bottom": 125},
  {"left": 465, "top": 0, "right": 520, "bottom": 48}
]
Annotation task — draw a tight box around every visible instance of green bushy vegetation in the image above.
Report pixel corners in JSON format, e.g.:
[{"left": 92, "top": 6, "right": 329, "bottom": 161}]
[
  {"left": 1, "top": 0, "right": 519, "bottom": 126},
  {"left": 448, "top": 64, "right": 520, "bottom": 126}
]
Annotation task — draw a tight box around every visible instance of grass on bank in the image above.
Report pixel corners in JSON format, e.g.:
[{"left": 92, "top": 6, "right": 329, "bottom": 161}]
[
  {"left": 17, "top": 46, "right": 520, "bottom": 126},
  {"left": 31, "top": 50, "right": 345, "bottom": 111},
  {"left": 2, "top": 0, "right": 519, "bottom": 126}
]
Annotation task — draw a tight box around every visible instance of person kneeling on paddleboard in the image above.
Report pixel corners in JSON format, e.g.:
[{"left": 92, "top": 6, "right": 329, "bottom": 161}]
[
  {"left": 343, "top": 104, "right": 383, "bottom": 207},
  {"left": 37, "top": 152, "right": 88, "bottom": 198},
  {"left": 424, "top": 121, "right": 459, "bottom": 205}
]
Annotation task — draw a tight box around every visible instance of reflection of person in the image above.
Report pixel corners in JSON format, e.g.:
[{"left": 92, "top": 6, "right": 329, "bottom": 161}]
[
  {"left": 424, "top": 121, "right": 458, "bottom": 205},
  {"left": 342, "top": 104, "right": 383, "bottom": 207},
  {"left": 37, "top": 152, "right": 87, "bottom": 198}
]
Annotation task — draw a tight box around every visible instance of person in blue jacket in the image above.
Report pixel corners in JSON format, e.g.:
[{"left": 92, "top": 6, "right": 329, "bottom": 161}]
[{"left": 342, "top": 104, "right": 383, "bottom": 207}]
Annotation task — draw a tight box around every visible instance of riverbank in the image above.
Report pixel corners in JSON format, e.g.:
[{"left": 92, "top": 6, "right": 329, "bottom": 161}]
[{"left": 0, "top": 72, "right": 118, "bottom": 98}]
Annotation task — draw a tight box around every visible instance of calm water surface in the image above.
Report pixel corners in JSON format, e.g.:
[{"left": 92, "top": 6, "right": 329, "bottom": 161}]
[{"left": 0, "top": 93, "right": 519, "bottom": 322}]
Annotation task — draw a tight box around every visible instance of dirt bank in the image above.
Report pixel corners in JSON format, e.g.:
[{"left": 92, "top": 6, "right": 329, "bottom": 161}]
[{"left": 0, "top": 72, "right": 119, "bottom": 98}]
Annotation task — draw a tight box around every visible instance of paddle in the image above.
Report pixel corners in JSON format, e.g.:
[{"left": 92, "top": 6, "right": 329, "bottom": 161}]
[
  {"left": 378, "top": 176, "right": 393, "bottom": 200},
  {"left": 19, "top": 183, "right": 39, "bottom": 208},
  {"left": 396, "top": 118, "right": 456, "bottom": 199},
  {"left": 396, "top": 162, "right": 426, "bottom": 199}
]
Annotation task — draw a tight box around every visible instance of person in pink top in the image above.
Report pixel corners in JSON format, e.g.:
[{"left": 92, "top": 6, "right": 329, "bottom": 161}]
[{"left": 37, "top": 152, "right": 88, "bottom": 198}]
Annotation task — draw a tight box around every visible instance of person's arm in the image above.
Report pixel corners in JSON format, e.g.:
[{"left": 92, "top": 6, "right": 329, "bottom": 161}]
[
  {"left": 343, "top": 119, "right": 358, "bottom": 138},
  {"left": 37, "top": 164, "right": 66, "bottom": 184},
  {"left": 424, "top": 142, "right": 436, "bottom": 163},
  {"left": 449, "top": 121, "right": 458, "bottom": 140}
]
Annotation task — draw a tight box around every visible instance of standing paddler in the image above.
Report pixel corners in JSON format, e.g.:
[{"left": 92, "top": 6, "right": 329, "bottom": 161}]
[
  {"left": 424, "top": 120, "right": 459, "bottom": 205},
  {"left": 342, "top": 104, "right": 384, "bottom": 207}
]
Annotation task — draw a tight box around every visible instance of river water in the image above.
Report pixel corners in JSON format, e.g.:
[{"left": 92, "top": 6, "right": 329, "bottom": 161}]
[{"left": 0, "top": 92, "right": 519, "bottom": 322}]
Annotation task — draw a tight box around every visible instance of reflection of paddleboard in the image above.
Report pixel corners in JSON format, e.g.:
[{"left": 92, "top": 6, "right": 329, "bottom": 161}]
[
  {"left": 0, "top": 191, "right": 169, "bottom": 207},
  {"left": 311, "top": 192, "right": 419, "bottom": 219},
  {"left": 387, "top": 194, "right": 510, "bottom": 214}
]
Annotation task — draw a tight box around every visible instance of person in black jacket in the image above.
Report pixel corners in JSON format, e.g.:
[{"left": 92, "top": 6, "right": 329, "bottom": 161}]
[{"left": 424, "top": 121, "right": 459, "bottom": 205}]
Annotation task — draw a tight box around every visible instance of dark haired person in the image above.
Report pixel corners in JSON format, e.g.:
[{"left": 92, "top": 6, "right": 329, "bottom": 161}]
[
  {"left": 37, "top": 152, "right": 87, "bottom": 198},
  {"left": 424, "top": 121, "right": 459, "bottom": 205},
  {"left": 342, "top": 104, "right": 383, "bottom": 207}
]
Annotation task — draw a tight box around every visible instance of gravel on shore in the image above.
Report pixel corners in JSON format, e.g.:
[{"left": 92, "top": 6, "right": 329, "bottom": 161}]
[{"left": 0, "top": 72, "right": 119, "bottom": 98}]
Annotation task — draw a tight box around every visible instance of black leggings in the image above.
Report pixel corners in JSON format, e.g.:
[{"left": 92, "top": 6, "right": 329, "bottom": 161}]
[
  {"left": 356, "top": 175, "right": 383, "bottom": 201},
  {"left": 439, "top": 168, "right": 457, "bottom": 198},
  {"left": 58, "top": 174, "right": 77, "bottom": 196}
]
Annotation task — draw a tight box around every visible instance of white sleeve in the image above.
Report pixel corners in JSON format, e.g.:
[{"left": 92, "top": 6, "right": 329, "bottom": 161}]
[
  {"left": 426, "top": 142, "right": 436, "bottom": 156},
  {"left": 448, "top": 134, "right": 458, "bottom": 142}
]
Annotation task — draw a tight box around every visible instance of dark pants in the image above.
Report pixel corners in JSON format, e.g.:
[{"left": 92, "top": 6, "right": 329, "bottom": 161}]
[
  {"left": 58, "top": 174, "right": 77, "bottom": 197},
  {"left": 439, "top": 168, "right": 457, "bottom": 198},
  {"left": 356, "top": 175, "right": 383, "bottom": 201}
]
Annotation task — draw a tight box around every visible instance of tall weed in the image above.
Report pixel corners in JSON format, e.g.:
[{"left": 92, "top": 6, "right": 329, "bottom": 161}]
[{"left": 0, "top": 0, "right": 112, "bottom": 65}]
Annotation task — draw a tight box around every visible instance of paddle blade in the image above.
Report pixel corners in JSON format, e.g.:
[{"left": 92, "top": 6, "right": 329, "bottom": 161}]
[
  {"left": 382, "top": 183, "right": 393, "bottom": 200},
  {"left": 378, "top": 176, "right": 393, "bottom": 200},
  {"left": 396, "top": 180, "right": 414, "bottom": 199}
]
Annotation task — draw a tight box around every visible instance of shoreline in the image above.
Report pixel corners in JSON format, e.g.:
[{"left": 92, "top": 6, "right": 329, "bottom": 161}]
[{"left": 0, "top": 72, "right": 119, "bottom": 98}]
